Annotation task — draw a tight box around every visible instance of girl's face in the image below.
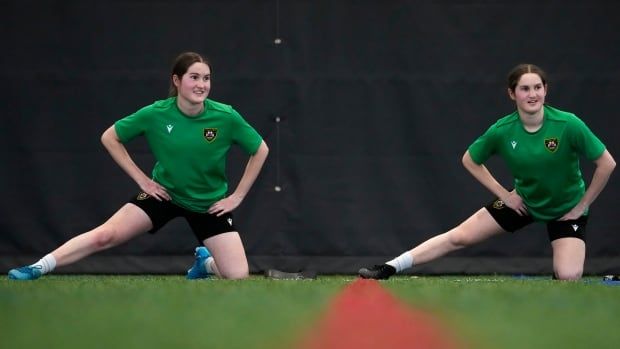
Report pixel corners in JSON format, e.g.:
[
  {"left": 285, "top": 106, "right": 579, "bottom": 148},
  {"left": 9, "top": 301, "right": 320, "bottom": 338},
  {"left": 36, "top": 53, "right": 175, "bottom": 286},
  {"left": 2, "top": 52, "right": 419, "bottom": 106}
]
[
  {"left": 509, "top": 73, "right": 547, "bottom": 116},
  {"left": 173, "top": 62, "right": 211, "bottom": 105}
]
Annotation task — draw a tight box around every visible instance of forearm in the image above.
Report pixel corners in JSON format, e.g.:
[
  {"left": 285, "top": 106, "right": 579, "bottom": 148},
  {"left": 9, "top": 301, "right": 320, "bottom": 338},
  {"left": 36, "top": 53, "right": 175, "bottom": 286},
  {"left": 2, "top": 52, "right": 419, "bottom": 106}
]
[
  {"left": 100, "top": 126, "right": 150, "bottom": 187},
  {"left": 576, "top": 150, "right": 616, "bottom": 210},
  {"left": 230, "top": 141, "right": 269, "bottom": 199},
  {"left": 462, "top": 151, "right": 510, "bottom": 200}
]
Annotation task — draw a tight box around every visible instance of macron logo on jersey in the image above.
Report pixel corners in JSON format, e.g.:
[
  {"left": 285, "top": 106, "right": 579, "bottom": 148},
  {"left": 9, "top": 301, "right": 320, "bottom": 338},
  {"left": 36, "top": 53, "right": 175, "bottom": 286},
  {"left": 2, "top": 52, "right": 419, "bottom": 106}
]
[
  {"left": 166, "top": 124, "right": 174, "bottom": 133},
  {"left": 511, "top": 141, "right": 517, "bottom": 149}
]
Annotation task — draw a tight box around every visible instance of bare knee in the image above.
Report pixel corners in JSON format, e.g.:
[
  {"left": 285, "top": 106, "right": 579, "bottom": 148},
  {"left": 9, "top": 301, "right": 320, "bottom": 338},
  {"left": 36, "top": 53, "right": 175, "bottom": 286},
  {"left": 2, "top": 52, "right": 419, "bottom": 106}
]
[
  {"left": 554, "top": 267, "right": 583, "bottom": 281},
  {"left": 552, "top": 238, "right": 585, "bottom": 281},
  {"left": 448, "top": 226, "right": 475, "bottom": 248},
  {"left": 205, "top": 232, "right": 250, "bottom": 280},
  {"left": 91, "top": 226, "right": 119, "bottom": 250},
  {"left": 219, "top": 265, "right": 249, "bottom": 280}
]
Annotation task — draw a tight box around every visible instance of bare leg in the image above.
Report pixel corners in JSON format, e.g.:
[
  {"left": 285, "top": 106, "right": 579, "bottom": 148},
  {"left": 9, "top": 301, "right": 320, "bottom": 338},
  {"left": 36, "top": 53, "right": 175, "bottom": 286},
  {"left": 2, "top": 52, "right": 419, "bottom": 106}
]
[
  {"left": 359, "top": 208, "right": 508, "bottom": 279},
  {"left": 203, "top": 231, "right": 249, "bottom": 280},
  {"left": 51, "top": 203, "right": 153, "bottom": 267},
  {"left": 551, "top": 237, "right": 585, "bottom": 280},
  {"left": 410, "top": 208, "right": 507, "bottom": 265}
]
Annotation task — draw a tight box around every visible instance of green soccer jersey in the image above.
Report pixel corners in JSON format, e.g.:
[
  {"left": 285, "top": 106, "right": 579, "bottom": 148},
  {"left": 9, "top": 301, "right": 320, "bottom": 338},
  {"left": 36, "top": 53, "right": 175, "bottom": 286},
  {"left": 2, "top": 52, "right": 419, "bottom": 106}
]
[
  {"left": 468, "top": 105, "right": 606, "bottom": 221},
  {"left": 114, "top": 97, "right": 263, "bottom": 212}
]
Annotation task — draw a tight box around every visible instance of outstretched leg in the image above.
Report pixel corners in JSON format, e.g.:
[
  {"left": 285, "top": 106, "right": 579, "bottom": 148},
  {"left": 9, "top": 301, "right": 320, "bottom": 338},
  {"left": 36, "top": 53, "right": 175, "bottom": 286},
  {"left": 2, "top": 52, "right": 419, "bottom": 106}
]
[
  {"left": 359, "top": 208, "right": 507, "bottom": 279},
  {"left": 8, "top": 203, "right": 152, "bottom": 280},
  {"left": 410, "top": 208, "right": 507, "bottom": 264}
]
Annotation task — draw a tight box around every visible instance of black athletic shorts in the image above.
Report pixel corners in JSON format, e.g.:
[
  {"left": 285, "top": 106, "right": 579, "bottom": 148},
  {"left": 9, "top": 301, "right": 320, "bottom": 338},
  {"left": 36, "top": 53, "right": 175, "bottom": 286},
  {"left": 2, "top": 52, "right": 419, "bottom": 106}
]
[
  {"left": 484, "top": 198, "right": 588, "bottom": 242},
  {"left": 129, "top": 192, "right": 236, "bottom": 243}
]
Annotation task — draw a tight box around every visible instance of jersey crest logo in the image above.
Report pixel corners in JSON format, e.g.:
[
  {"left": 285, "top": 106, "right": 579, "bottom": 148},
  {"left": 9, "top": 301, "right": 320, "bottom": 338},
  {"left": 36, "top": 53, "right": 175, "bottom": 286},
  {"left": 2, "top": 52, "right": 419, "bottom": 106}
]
[
  {"left": 544, "top": 138, "right": 559, "bottom": 152},
  {"left": 203, "top": 128, "right": 218, "bottom": 142},
  {"left": 492, "top": 199, "right": 505, "bottom": 209}
]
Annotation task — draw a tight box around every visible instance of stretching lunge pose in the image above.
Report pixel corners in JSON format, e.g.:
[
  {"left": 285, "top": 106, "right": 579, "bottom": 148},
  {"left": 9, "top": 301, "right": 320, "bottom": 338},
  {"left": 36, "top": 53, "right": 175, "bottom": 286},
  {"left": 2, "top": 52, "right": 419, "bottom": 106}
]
[
  {"left": 9, "top": 52, "right": 268, "bottom": 280},
  {"left": 359, "top": 64, "right": 615, "bottom": 280}
]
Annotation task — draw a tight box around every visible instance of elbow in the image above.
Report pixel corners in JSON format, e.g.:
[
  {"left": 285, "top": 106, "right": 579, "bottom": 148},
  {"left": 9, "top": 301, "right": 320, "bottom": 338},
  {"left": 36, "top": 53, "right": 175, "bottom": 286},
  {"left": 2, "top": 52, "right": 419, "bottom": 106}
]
[
  {"left": 461, "top": 151, "right": 472, "bottom": 168},
  {"left": 100, "top": 126, "right": 119, "bottom": 148},
  {"left": 260, "top": 141, "right": 269, "bottom": 157},
  {"left": 603, "top": 151, "right": 616, "bottom": 173},
  {"left": 462, "top": 150, "right": 484, "bottom": 174},
  {"left": 100, "top": 130, "right": 110, "bottom": 146}
]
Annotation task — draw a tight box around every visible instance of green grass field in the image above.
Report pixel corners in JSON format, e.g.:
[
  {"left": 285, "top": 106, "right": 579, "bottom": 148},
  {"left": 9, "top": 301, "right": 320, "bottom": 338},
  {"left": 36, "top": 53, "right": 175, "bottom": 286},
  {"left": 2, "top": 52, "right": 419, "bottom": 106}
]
[{"left": 1, "top": 275, "right": 619, "bottom": 349}]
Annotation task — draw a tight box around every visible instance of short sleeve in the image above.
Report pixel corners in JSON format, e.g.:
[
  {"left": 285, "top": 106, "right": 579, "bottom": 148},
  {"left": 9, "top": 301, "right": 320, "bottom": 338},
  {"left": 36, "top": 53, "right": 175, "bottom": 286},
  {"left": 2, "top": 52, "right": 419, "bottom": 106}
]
[
  {"left": 568, "top": 115, "right": 606, "bottom": 161},
  {"left": 467, "top": 123, "right": 498, "bottom": 164},
  {"left": 114, "top": 106, "right": 151, "bottom": 143},
  {"left": 230, "top": 108, "right": 263, "bottom": 154}
]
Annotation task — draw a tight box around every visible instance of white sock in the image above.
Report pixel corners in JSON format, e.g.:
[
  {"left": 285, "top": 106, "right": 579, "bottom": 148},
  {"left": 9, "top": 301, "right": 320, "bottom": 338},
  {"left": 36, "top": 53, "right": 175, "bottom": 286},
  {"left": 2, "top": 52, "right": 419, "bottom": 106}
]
[
  {"left": 30, "top": 254, "right": 57, "bottom": 274},
  {"left": 204, "top": 257, "right": 216, "bottom": 274},
  {"left": 386, "top": 251, "right": 414, "bottom": 273}
]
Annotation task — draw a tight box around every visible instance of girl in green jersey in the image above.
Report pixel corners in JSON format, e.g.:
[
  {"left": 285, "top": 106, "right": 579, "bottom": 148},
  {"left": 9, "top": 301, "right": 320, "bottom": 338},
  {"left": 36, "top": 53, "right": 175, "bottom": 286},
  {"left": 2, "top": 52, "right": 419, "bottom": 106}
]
[
  {"left": 9, "top": 52, "right": 269, "bottom": 280},
  {"left": 359, "top": 64, "right": 615, "bottom": 280}
]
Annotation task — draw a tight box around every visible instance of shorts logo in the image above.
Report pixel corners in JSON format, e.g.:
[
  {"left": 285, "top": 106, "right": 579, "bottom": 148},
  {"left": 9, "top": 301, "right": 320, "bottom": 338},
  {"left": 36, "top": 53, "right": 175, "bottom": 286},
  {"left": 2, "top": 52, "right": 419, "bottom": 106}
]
[
  {"left": 227, "top": 218, "right": 233, "bottom": 226},
  {"left": 204, "top": 128, "right": 218, "bottom": 142},
  {"left": 492, "top": 199, "right": 505, "bottom": 209},
  {"left": 544, "top": 138, "right": 559, "bottom": 152},
  {"left": 137, "top": 192, "right": 150, "bottom": 200}
]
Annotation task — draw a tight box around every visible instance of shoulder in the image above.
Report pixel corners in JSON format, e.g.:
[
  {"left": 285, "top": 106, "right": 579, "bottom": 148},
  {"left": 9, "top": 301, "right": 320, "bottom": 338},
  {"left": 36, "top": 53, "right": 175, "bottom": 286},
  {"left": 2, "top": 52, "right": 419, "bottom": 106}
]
[
  {"left": 151, "top": 97, "right": 176, "bottom": 110},
  {"left": 544, "top": 105, "right": 581, "bottom": 123},
  {"left": 121, "top": 98, "right": 173, "bottom": 120},
  {"left": 493, "top": 110, "right": 520, "bottom": 128},
  {"left": 205, "top": 99, "right": 235, "bottom": 114},
  {"left": 131, "top": 97, "right": 175, "bottom": 114}
]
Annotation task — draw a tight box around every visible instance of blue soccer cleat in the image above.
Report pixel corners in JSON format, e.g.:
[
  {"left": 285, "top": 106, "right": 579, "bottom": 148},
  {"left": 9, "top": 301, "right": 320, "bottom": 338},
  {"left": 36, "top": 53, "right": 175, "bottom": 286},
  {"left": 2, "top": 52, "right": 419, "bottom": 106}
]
[
  {"left": 8, "top": 265, "right": 43, "bottom": 280},
  {"left": 186, "top": 246, "right": 211, "bottom": 280}
]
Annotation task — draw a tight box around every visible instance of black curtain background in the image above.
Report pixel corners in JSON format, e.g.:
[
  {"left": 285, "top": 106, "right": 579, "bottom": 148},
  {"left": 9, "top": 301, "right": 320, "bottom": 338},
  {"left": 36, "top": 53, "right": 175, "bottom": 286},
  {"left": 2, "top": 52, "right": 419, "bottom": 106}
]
[{"left": 1, "top": 0, "right": 619, "bottom": 275}]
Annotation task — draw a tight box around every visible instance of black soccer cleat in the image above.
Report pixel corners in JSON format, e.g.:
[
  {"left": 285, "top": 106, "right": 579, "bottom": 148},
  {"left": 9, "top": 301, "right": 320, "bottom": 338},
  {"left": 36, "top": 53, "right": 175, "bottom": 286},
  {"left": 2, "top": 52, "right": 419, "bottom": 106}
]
[{"left": 358, "top": 264, "right": 396, "bottom": 280}]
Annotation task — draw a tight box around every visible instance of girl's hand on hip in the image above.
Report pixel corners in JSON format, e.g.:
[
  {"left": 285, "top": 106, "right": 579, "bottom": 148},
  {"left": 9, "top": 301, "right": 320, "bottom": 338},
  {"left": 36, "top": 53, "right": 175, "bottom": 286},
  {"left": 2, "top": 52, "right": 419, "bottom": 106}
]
[
  {"left": 558, "top": 204, "right": 586, "bottom": 221},
  {"left": 140, "top": 179, "right": 171, "bottom": 201},
  {"left": 502, "top": 190, "right": 528, "bottom": 216},
  {"left": 208, "top": 195, "right": 242, "bottom": 216}
]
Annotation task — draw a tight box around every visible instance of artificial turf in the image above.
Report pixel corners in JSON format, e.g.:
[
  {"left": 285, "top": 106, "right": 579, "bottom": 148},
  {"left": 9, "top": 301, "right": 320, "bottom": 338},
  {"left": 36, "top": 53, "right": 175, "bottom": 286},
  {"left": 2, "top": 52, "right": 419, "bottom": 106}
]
[{"left": 1, "top": 275, "right": 618, "bottom": 349}]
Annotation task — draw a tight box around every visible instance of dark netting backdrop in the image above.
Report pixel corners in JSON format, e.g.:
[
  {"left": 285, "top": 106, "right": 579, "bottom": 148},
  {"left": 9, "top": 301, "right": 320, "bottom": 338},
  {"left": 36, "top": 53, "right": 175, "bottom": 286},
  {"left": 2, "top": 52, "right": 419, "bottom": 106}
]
[{"left": 1, "top": 1, "right": 619, "bottom": 274}]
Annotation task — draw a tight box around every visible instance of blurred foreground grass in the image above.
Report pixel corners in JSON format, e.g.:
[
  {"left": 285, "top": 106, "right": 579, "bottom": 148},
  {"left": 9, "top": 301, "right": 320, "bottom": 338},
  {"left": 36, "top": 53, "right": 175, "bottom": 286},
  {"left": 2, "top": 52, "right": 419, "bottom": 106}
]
[{"left": 1, "top": 275, "right": 619, "bottom": 349}]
